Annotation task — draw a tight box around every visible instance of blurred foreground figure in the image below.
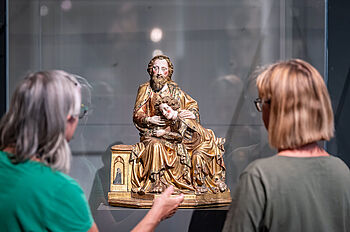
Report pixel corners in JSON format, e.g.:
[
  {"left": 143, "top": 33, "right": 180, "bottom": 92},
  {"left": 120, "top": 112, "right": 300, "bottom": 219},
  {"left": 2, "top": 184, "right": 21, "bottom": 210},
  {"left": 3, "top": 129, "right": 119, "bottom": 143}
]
[
  {"left": 223, "top": 59, "right": 350, "bottom": 232},
  {"left": 0, "top": 71, "right": 183, "bottom": 232}
]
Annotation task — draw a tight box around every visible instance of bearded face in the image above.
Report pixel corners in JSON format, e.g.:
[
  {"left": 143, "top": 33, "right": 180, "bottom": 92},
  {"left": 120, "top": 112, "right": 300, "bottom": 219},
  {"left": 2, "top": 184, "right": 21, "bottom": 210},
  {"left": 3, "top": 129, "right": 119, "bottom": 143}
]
[
  {"left": 150, "top": 74, "right": 170, "bottom": 92},
  {"left": 150, "top": 59, "right": 170, "bottom": 92}
]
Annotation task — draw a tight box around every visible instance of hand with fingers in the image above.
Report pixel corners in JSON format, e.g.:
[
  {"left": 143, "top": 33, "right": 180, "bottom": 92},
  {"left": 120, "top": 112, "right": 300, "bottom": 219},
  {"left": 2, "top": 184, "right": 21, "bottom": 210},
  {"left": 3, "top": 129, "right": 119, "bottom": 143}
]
[
  {"left": 152, "top": 186, "right": 184, "bottom": 221},
  {"left": 131, "top": 186, "right": 184, "bottom": 232},
  {"left": 153, "top": 129, "right": 166, "bottom": 137},
  {"left": 146, "top": 116, "right": 166, "bottom": 126},
  {"left": 179, "top": 110, "right": 196, "bottom": 120}
]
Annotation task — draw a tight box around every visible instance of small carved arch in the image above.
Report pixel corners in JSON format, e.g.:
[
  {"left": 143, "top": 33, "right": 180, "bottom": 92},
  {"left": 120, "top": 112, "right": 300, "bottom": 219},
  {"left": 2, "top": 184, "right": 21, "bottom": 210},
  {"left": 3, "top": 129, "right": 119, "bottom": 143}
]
[{"left": 113, "top": 156, "right": 125, "bottom": 185}]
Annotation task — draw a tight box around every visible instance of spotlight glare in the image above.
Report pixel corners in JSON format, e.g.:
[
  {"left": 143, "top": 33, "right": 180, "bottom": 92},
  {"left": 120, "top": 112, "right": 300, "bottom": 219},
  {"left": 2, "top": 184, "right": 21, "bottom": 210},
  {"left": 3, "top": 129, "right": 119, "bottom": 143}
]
[
  {"left": 61, "top": 0, "right": 72, "bottom": 11},
  {"left": 150, "top": 28, "right": 163, "bottom": 43},
  {"left": 152, "top": 49, "right": 163, "bottom": 57}
]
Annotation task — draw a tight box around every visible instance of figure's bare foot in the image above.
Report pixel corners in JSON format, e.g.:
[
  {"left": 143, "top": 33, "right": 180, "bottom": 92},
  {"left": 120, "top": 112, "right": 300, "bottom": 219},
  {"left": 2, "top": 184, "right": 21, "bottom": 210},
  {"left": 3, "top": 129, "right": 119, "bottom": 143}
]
[
  {"left": 138, "top": 188, "right": 146, "bottom": 195},
  {"left": 132, "top": 187, "right": 141, "bottom": 193},
  {"left": 218, "top": 181, "right": 227, "bottom": 192},
  {"left": 194, "top": 185, "right": 208, "bottom": 195},
  {"left": 153, "top": 186, "right": 163, "bottom": 193},
  {"left": 150, "top": 179, "right": 166, "bottom": 193}
]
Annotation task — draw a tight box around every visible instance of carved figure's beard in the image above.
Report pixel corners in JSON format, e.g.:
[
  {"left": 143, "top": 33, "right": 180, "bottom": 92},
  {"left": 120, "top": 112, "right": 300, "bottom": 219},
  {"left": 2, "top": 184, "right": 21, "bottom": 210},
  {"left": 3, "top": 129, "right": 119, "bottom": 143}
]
[{"left": 150, "top": 75, "right": 170, "bottom": 92}]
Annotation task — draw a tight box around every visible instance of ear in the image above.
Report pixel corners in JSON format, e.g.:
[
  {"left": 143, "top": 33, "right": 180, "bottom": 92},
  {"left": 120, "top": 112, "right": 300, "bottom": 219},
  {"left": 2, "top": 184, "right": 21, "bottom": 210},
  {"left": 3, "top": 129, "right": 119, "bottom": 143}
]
[{"left": 67, "top": 114, "right": 77, "bottom": 123}]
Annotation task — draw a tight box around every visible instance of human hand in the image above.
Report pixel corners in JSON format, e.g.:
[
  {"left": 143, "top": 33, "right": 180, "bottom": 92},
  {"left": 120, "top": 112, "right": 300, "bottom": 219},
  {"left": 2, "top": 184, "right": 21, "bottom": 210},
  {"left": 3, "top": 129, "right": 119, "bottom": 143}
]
[
  {"left": 151, "top": 186, "right": 184, "bottom": 221},
  {"left": 179, "top": 110, "right": 196, "bottom": 120},
  {"left": 147, "top": 116, "right": 166, "bottom": 126},
  {"left": 154, "top": 129, "right": 166, "bottom": 137},
  {"left": 131, "top": 186, "right": 184, "bottom": 232}
]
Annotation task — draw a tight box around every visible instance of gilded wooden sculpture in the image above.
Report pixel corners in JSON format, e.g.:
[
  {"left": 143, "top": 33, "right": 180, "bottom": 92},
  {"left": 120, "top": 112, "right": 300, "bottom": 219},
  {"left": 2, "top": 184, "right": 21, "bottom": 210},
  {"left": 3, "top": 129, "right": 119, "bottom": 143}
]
[{"left": 108, "top": 55, "right": 231, "bottom": 207}]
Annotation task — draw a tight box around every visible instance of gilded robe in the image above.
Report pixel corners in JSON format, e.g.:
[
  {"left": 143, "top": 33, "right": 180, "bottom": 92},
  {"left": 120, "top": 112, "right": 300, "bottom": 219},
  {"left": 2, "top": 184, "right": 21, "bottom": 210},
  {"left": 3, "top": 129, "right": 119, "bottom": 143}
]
[
  {"left": 131, "top": 81, "right": 226, "bottom": 194},
  {"left": 131, "top": 81, "right": 199, "bottom": 193},
  {"left": 180, "top": 118, "right": 227, "bottom": 194}
]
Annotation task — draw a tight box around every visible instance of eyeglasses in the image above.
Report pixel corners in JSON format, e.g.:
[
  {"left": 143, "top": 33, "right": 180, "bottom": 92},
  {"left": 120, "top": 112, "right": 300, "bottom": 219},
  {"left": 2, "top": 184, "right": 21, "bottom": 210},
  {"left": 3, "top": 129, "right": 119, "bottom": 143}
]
[
  {"left": 79, "top": 104, "right": 89, "bottom": 119},
  {"left": 254, "top": 98, "right": 270, "bottom": 112}
]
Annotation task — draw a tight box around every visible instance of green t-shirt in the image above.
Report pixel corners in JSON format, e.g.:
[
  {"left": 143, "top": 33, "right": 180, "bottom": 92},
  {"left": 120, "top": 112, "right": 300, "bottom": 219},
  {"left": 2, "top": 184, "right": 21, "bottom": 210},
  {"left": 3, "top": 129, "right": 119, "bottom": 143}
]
[
  {"left": 0, "top": 151, "right": 94, "bottom": 231},
  {"left": 223, "top": 155, "right": 350, "bottom": 232}
]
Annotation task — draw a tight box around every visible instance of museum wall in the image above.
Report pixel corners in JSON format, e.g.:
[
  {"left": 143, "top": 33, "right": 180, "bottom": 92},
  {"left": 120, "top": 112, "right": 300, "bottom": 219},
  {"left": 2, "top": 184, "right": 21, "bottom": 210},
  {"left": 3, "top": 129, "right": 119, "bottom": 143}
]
[
  {"left": 0, "top": 0, "right": 6, "bottom": 117},
  {"left": 327, "top": 0, "right": 350, "bottom": 167},
  {"left": 8, "top": 0, "right": 326, "bottom": 230}
]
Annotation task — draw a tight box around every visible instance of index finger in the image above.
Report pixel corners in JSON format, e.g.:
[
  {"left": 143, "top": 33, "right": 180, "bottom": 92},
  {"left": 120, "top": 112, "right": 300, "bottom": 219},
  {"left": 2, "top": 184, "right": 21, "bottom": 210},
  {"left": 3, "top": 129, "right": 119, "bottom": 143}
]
[
  {"left": 162, "top": 186, "right": 174, "bottom": 196},
  {"left": 156, "top": 120, "right": 166, "bottom": 125}
]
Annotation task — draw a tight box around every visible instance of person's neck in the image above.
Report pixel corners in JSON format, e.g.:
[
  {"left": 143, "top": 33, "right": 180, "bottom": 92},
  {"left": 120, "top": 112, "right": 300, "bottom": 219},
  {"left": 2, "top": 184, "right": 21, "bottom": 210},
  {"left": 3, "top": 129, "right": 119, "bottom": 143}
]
[
  {"left": 3, "top": 146, "right": 15, "bottom": 154},
  {"left": 277, "top": 142, "right": 329, "bottom": 157},
  {"left": 3, "top": 146, "right": 41, "bottom": 162}
]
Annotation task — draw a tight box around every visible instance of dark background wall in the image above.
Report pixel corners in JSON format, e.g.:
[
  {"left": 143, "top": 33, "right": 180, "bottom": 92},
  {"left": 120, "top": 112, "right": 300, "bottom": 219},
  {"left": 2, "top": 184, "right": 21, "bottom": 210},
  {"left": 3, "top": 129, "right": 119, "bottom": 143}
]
[
  {"left": 0, "top": 0, "right": 6, "bottom": 117},
  {"left": 327, "top": 0, "right": 350, "bottom": 166}
]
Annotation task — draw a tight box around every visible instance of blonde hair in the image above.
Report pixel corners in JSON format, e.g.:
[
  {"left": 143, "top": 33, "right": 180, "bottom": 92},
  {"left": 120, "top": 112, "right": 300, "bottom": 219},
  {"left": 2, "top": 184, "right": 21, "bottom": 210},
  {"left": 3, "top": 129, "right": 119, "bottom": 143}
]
[
  {"left": 0, "top": 70, "right": 81, "bottom": 173},
  {"left": 256, "top": 59, "right": 334, "bottom": 149}
]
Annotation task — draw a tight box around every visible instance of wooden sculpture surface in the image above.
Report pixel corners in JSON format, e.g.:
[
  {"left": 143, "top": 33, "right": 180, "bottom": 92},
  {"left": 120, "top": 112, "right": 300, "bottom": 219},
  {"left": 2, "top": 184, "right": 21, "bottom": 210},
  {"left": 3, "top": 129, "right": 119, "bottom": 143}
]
[{"left": 131, "top": 55, "right": 227, "bottom": 196}]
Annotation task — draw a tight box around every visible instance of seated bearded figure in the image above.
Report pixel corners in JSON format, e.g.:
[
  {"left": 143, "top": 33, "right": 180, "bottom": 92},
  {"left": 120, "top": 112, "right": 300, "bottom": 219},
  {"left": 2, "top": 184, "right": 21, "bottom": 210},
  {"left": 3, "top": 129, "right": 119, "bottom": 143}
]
[
  {"left": 131, "top": 95, "right": 227, "bottom": 195},
  {"left": 131, "top": 55, "right": 200, "bottom": 194}
]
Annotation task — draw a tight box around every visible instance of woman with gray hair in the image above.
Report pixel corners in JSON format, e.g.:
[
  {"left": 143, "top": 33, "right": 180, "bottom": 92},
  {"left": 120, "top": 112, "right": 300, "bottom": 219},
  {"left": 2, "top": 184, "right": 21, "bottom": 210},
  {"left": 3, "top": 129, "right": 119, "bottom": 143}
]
[
  {"left": 223, "top": 59, "right": 350, "bottom": 232},
  {"left": 0, "top": 70, "right": 183, "bottom": 231}
]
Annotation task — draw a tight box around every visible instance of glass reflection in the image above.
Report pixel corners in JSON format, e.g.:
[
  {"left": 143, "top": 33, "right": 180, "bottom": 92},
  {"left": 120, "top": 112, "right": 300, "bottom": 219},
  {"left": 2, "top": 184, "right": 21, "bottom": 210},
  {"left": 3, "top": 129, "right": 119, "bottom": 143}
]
[
  {"left": 40, "top": 5, "right": 49, "bottom": 17},
  {"left": 61, "top": 0, "right": 72, "bottom": 11},
  {"left": 152, "top": 49, "right": 163, "bottom": 57},
  {"left": 8, "top": 0, "right": 326, "bottom": 229},
  {"left": 150, "top": 27, "right": 163, "bottom": 43}
]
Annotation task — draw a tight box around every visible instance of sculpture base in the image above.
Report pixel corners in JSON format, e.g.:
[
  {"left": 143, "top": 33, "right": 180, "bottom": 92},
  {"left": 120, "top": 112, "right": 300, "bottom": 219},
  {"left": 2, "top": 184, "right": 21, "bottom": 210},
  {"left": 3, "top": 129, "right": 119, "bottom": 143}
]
[{"left": 108, "top": 190, "right": 232, "bottom": 208}]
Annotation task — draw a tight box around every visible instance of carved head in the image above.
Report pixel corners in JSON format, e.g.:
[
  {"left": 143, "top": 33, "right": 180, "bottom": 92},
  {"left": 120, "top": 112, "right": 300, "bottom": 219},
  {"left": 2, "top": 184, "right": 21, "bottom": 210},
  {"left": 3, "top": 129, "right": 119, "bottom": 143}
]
[
  {"left": 148, "top": 55, "right": 174, "bottom": 92},
  {"left": 154, "top": 96, "right": 180, "bottom": 119},
  {"left": 147, "top": 55, "right": 174, "bottom": 79}
]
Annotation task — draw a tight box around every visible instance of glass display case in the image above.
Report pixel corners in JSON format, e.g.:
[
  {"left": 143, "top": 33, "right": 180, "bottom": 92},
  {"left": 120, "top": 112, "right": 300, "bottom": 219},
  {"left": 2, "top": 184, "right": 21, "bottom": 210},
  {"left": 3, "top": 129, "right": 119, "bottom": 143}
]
[{"left": 8, "top": 0, "right": 326, "bottom": 230}]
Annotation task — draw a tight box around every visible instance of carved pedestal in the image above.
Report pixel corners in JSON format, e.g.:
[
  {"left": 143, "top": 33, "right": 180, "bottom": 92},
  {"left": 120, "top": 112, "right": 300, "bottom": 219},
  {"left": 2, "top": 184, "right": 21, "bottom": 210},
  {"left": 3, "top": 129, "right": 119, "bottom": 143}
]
[{"left": 108, "top": 144, "right": 232, "bottom": 208}]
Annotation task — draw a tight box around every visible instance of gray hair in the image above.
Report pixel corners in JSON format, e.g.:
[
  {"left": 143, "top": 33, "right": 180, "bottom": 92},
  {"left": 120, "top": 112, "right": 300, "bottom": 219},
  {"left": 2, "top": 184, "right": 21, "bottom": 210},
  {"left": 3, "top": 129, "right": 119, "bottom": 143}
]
[{"left": 0, "top": 70, "right": 81, "bottom": 173}]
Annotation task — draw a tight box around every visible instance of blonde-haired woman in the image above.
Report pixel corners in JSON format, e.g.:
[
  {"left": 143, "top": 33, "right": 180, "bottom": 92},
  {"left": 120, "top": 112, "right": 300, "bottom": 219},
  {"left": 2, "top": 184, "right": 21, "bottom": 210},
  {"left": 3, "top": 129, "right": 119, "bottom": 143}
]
[
  {"left": 223, "top": 59, "right": 350, "bottom": 232},
  {"left": 0, "top": 71, "right": 183, "bottom": 232}
]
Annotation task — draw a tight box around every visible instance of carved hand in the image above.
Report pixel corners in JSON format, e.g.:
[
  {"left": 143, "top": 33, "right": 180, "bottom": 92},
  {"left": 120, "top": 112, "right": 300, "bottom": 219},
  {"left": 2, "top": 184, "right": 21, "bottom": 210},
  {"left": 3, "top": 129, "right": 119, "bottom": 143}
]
[
  {"left": 146, "top": 116, "right": 166, "bottom": 126},
  {"left": 154, "top": 129, "right": 166, "bottom": 137},
  {"left": 179, "top": 110, "right": 196, "bottom": 119}
]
